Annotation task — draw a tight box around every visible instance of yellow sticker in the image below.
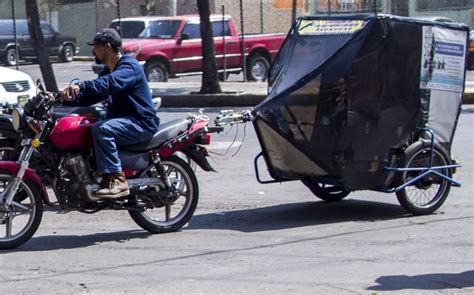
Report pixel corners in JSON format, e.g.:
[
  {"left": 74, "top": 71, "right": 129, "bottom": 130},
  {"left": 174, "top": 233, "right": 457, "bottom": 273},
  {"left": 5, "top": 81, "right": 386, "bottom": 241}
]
[{"left": 298, "top": 20, "right": 366, "bottom": 35}]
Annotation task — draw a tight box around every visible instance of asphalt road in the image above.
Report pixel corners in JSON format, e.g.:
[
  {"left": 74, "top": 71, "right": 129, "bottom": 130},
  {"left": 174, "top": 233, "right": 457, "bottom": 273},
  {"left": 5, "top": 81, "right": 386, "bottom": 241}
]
[{"left": 0, "top": 107, "right": 473, "bottom": 293}]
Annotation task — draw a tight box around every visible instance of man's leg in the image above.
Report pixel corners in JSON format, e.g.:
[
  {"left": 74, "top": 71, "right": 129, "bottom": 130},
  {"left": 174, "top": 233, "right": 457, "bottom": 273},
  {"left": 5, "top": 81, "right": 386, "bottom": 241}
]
[{"left": 91, "top": 117, "right": 154, "bottom": 198}]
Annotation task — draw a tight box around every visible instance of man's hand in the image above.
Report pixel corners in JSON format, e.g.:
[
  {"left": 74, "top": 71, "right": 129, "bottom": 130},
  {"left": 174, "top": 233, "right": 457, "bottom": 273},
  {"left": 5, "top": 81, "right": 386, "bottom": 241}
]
[{"left": 61, "top": 85, "right": 80, "bottom": 101}]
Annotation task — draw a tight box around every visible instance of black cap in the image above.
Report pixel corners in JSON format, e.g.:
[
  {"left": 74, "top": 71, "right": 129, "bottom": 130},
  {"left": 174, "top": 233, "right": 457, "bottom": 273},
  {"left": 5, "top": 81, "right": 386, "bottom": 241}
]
[{"left": 86, "top": 28, "right": 122, "bottom": 47}]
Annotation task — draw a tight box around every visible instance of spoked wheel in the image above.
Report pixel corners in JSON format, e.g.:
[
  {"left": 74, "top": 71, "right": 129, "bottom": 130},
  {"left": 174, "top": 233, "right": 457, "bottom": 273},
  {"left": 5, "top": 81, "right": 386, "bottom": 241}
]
[
  {"left": 395, "top": 141, "right": 452, "bottom": 215},
  {"left": 301, "top": 179, "right": 350, "bottom": 202},
  {"left": 129, "top": 155, "right": 198, "bottom": 233},
  {"left": 0, "top": 172, "right": 43, "bottom": 249}
]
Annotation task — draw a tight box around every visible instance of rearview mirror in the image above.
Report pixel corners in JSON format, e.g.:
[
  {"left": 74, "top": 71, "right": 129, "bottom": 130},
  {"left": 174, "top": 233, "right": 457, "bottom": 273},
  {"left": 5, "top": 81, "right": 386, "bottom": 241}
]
[{"left": 36, "top": 78, "right": 45, "bottom": 92}]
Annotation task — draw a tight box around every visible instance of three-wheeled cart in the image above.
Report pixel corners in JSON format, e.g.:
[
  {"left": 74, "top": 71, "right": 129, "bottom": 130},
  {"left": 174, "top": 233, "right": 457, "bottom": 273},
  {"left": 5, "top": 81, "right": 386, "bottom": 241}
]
[{"left": 217, "top": 14, "right": 470, "bottom": 215}]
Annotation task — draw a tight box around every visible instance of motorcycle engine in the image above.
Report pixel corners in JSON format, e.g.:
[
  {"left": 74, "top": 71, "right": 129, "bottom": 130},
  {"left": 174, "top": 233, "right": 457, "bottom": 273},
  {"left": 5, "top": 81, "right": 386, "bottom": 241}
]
[{"left": 57, "top": 154, "right": 100, "bottom": 206}]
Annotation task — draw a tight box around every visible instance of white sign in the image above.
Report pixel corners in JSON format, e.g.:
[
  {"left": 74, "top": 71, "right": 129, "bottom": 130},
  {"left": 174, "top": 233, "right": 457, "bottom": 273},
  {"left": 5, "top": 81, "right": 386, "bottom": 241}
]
[{"left": 420, "top": 26, "right": 467, "bottom": 93}]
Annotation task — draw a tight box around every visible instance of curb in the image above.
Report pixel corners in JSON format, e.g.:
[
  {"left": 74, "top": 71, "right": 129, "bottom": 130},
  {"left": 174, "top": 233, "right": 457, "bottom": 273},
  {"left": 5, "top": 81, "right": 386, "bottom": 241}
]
[{"left": 73, "top": 56, "right": 94, "bottom": 62}]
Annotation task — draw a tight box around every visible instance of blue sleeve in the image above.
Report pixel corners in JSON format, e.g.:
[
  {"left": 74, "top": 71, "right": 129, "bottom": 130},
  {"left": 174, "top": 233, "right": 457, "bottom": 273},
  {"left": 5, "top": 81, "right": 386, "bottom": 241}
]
[
  {"left": 74, "top": 63, "right": 137, "bottom": 106},
  {"left": 83, "top": 63, "right": 137, "bottom": 97}
]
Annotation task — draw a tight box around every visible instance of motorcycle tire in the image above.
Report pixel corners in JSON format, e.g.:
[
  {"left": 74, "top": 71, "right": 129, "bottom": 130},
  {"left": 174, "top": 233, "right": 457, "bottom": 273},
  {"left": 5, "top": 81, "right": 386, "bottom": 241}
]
[
  {"left": 246, "top": 54, "right": 270, "bottom": 82},
  {"left": 145, "top": 60, "right": 169, "bottom": 82},
  {"left": 0, "top": 171, "right": 43, "bottom": 249},
  {"left": 301, "top": 179, "right": 350, "bottom": 202},
  {"left": 129, "top": 155, "right": 199, "bottom": 233},
  {"left": 395, "top": 141, "right": 452, "bottom": 215}
]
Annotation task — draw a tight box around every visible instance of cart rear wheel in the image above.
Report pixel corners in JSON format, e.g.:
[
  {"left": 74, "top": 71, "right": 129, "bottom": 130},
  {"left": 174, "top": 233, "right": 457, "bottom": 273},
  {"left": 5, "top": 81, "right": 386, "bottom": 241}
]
[
  {"left": 395, "top": 141, "right": 452, "bottom": 215},
  {"left": 302, "top": 179, "right": 350, "bottom": 202}
]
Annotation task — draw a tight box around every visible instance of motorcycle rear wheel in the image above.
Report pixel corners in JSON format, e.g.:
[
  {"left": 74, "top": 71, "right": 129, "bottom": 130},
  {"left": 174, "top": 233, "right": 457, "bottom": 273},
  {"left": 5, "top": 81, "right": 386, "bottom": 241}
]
[
  {"left": 129, "top": 155, "right": 199, "bottom": 233},
  {"left": 0, "top": 172, "right": 43, "bottom": 249}
]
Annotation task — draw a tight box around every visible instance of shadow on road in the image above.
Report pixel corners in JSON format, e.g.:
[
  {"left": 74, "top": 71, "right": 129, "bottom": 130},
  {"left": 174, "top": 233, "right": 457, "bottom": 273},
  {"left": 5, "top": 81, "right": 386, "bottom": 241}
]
[
  {"left": 2, "top": 199, "right": 416, "bottom": 252},
  {"left": 188, "top": 199, "right": 410, "bottom": 232},
  {"left": 368, "top": 270, "right": 474, "bottom": 291},
  {"left": 3, "top": 230, "right": 151, "bottom": 252}
]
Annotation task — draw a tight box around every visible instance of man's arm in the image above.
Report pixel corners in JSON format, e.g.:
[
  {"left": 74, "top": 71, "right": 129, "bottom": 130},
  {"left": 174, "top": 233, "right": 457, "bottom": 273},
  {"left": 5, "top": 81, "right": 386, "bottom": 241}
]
[
  {"left": 62, "top": 63, "right": 136, "bottom": 105},
  {"left": 81, "top": 63, "right": 137, "bottom": 97}
]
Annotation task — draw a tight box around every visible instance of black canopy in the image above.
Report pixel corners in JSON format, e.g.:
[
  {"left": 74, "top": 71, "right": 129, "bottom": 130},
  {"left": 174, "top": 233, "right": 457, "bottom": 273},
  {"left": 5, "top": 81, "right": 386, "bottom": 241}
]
[{"left": 253, "top": 14, "right": 469, "bottom": 190}]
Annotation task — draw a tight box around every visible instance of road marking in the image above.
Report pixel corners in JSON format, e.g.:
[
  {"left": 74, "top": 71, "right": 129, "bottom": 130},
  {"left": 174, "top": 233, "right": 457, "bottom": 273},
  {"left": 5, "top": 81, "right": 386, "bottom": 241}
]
[{"left": 208, "top": 141, "right": 243, "bottom": 150}]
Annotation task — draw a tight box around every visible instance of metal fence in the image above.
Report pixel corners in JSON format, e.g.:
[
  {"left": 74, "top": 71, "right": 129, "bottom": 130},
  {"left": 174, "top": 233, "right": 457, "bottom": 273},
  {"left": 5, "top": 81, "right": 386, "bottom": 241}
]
[{"left": 0, "top": 0, "right": 472, "bottom": 79}]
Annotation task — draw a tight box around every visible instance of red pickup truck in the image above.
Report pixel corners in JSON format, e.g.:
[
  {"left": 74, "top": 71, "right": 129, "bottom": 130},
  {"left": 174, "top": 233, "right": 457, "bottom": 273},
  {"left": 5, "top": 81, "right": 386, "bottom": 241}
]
[{"left": 121, "top": 15, "right": 286, "bottom": 82}]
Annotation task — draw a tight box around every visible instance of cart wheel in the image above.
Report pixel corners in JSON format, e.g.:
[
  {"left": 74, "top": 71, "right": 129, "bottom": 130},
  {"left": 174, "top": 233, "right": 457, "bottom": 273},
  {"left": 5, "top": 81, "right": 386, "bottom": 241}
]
[
  {"left": 395, "top": 141, "right": 452, "bottom": 215},
  {"left": 301, "top": 179, "right": 350, "bottom": 202}
]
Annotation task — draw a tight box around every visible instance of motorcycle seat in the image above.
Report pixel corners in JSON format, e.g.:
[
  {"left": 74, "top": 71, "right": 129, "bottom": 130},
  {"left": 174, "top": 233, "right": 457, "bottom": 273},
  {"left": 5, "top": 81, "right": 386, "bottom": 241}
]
[{"left": 121, "top": 118, "right": 190, "bottom": 152}]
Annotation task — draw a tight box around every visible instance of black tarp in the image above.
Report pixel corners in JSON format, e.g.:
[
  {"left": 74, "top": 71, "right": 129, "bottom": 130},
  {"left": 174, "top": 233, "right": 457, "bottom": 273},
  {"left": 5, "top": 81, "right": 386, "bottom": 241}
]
[{"left": 253, "top": 14, "right": 469, "bottom": 190}]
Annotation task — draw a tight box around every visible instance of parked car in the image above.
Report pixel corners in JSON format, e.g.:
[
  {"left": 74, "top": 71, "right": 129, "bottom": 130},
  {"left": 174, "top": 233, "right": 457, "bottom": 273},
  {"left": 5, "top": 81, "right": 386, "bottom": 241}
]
[
  {"left": 109, "top": 17, "right": 156, "bottom": 38},
  {"left": 0, "top": 66, "right": 36, "bottom": 106},
  {"left": 121, "top": 14, "right": 286, "bottom": 82},
  {"left": 0, "top": 19, "right": 79, "bottom": 66}
]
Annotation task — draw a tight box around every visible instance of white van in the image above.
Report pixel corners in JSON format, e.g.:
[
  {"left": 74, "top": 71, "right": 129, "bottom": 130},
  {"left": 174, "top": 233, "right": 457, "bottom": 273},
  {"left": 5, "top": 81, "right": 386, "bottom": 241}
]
[{"left": 0, "top": 66, "right": 36, "bottom": 106}]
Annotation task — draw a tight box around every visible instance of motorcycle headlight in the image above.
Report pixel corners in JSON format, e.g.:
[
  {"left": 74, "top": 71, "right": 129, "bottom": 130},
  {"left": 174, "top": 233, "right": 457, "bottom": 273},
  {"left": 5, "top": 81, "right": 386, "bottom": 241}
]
[{"left": 11, "top": 106, "right": 27, "bottom": 132}]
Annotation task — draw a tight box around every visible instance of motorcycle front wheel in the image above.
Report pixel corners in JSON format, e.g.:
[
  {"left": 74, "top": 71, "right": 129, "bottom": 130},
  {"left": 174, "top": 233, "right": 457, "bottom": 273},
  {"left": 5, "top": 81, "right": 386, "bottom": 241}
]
[
  {"left": 129, "top": 155, "right": 199, "bottom": 233},
  {"left": 0, "top": 172, "right": 43, "bottom": 249}
]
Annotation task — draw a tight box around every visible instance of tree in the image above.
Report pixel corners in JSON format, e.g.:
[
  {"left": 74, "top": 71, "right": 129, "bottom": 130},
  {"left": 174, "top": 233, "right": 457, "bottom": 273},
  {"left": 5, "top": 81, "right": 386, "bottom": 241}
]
[
  {"left": 196, "top": 0, "right": 222, "bottom": 94},
  {"left": 25, "top": 0, "right": 58, "bottom": 92}
]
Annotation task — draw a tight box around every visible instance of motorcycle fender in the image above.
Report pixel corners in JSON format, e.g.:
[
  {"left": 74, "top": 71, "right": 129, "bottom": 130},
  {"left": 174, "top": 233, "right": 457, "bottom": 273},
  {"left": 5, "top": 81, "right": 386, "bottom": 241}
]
[
  {"left": 0, "top": 161, "right": 52, "bottom": 205},
  {"left": 181, "top": 145, "right": 216, "bottom": 172}
]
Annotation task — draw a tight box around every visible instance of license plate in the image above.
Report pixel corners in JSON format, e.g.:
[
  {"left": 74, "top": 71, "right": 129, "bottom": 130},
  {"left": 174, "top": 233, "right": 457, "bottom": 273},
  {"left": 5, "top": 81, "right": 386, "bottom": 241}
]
[{"left": 17, "top": 95, "right": 30, "bottom": 106}]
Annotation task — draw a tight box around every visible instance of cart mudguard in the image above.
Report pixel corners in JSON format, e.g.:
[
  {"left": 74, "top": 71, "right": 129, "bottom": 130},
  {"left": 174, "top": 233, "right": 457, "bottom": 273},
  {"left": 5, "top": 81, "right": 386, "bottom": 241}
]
[{"left": 0, "top": 161, "right": 52, "bottom": 205}]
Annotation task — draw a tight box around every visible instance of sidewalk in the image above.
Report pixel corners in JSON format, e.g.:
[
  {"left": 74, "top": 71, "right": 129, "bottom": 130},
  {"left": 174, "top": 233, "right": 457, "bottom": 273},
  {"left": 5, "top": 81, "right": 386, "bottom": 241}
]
[{"left": 151, "top": 81, "right": 474, "bottom": 107}]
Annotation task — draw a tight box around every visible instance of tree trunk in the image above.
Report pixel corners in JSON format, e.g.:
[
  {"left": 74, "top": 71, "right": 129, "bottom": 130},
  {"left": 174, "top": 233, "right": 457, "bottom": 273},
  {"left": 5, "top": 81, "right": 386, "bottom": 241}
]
[
  {"left": 197, "top": 0, "right": 222, "bottom": 94},
  {"left": 25, "top": 0, "right": 58, "bottom": 93}
]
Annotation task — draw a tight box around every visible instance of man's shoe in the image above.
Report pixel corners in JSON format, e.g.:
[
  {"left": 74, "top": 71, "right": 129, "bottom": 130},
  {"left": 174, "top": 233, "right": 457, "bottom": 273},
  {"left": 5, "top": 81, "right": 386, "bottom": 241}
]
[{"left": 94, "top": 172, "right": 130, "bottom": 199}]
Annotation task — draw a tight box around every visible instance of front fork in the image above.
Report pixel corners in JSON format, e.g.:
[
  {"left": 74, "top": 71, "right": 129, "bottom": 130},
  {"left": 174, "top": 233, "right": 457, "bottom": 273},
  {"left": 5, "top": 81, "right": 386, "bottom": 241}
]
[{"left": 2, "top": 142, "right": 36, "bottom": 208}]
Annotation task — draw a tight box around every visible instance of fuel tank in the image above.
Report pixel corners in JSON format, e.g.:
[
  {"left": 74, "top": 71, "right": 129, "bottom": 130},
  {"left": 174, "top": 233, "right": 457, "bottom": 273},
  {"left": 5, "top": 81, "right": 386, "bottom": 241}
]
[{"left": 49, "top": 116, "right": 96, "bottom": 149}]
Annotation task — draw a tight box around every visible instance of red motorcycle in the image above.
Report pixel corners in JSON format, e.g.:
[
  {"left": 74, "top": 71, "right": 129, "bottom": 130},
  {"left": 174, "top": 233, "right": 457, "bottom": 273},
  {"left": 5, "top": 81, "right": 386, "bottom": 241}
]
[{"left": 0, "top": 82, "right": 219, "bottom": 249}]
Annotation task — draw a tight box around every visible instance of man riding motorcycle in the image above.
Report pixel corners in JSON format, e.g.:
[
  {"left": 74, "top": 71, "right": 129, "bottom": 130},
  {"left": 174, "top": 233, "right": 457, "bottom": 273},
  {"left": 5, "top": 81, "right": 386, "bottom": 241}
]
[{"left": 61, "top": 28, "right": 160, "bottom": 199}]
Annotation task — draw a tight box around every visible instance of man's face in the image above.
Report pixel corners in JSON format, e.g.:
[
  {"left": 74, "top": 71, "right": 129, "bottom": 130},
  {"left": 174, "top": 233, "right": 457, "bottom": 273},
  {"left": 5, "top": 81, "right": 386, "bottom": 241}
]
[{"left": 92, "top": 43, "right": 107, "bottom": 64}]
